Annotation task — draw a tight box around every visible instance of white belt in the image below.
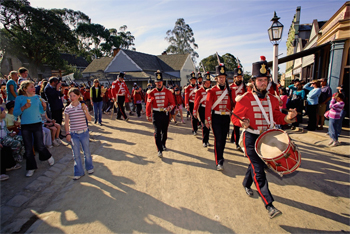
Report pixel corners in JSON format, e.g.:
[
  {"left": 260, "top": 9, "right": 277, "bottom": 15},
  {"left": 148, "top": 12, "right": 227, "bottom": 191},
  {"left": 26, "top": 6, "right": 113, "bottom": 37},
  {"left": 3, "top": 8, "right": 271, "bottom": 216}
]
[
  {"left": 213, "top": 111, "right": 230, "bottom": 115},
  {"left": 70, "top": 128, "right": 88, "bottom": 134},
  {"left": 201, "top": 104, "right": 206, "bottom": 107},
  {"left": 153, "top": 108, "right": 167, "bottom": 112},
  {"left": 189, "top": 100, "right": 194, "bottom": 103},
  {"left": 245, "top": 128, "right": 263, "bottom": 135}
]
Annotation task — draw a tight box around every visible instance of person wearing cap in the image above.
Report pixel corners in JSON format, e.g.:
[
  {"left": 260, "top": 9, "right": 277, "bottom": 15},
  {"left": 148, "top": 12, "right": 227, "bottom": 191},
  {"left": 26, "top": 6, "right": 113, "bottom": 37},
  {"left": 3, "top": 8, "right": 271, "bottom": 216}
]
[
  {"left": 231, "top": 58, "right": 297, "bottom": 219},
  {"left": 194, "top": 71, "right": 211, "bottom": 147},
  {"left": 229, "top": 66, "right": 246, "bottom": 151},
  {"left": 111, "top": 72, "right": 131, "bottom": 121},
  {"left": 303, "top": 80, "right": 321, "bottom": 131},
  {"left": 197, "top": 72, "right": 203, "bottom": 88},
  {"left": 185, "top": 72, "right": 199, "bottom": 135},
  {"left": 205, "top": 64, "right": 235, "bottom": 171},
  {"left": 146, "top": 70, "right": 175, "bottom": 158},
  {"left": 316, "top": 78, "right": 332, "bottom": 130},
  {"left": 44, "top": 77, "right": 64, "bottom": 133}
]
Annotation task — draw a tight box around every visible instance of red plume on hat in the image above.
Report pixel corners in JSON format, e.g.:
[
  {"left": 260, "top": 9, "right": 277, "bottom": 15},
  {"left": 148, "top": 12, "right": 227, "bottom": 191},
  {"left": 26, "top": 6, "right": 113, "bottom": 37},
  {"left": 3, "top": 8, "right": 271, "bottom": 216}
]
[{"left": 260, "top": 56, "right": 266, "bottom": 61}]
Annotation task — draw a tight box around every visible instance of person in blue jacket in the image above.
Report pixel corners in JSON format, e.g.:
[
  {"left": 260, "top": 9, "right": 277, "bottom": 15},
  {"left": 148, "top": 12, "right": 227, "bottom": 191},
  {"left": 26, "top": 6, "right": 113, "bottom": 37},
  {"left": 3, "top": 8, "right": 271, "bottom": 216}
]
[{"left": 303, "top": 80, "right": 321, "bottom": 131}]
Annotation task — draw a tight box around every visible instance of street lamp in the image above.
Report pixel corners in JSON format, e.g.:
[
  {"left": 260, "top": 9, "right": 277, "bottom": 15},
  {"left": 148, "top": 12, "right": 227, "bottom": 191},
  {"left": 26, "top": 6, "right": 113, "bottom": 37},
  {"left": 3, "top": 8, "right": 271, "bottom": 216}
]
[{"left": 268, "top": 11, "right": 284, "bottom": 83}]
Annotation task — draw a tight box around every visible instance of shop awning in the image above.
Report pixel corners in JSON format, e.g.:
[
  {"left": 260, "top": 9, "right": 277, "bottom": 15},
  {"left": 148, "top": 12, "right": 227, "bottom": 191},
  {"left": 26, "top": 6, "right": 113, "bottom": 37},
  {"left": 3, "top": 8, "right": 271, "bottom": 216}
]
[{"left": 267, "top": 42, "right": 331, "bottom": 66}]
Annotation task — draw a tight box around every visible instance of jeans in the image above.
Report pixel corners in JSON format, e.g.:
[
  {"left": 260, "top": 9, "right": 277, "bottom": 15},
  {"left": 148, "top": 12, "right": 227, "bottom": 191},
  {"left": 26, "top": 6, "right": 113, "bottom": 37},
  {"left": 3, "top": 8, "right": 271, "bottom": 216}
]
[
  {"left": 329, "top": 118, "right": 341, "bottom": 142},
  {"left": 93, "top": 101, "right": 103, "bottom": 124},
  {"left": 21, "top": 122, "right": 52, "bottom": 170},
  {"left": 70, "top": 130, "right": 93, "bottom": 176}
]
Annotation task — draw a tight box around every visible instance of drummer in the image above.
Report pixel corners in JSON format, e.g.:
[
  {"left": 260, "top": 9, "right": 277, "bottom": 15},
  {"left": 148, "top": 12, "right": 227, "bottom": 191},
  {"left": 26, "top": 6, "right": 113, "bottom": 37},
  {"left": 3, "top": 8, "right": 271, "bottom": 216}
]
[{"left": 231, "top": 56, "right": 297, "bottom": 219}]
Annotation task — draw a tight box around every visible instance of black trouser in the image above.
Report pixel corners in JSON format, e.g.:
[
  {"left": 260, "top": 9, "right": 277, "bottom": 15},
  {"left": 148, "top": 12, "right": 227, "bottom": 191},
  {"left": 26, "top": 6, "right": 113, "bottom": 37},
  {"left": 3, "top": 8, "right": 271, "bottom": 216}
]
[
  {"left": 152, "top": 111, "right": 170, "bottom": 152},
  {"left": 136, "top": 103, "right": 142, "bottom": 117},
  {"left": 243, "top": 131, "right": 274, "bottom": 207},
  {"left": 212, "top": 113, "right": 230, "bottom": 166},
  {"left": 117, "top": 96, "right": 127, "bottom": 119},
  {"left": 105, "top": 100, "right": 114, "bottom": 112},
  {"left": 199, "top": 106, "right": 210, "bottom": 144},
  {"left": 132, "top": 101, "right": 136, "bottom": 112},
  {"left": 230, "top": 125, "right": 241, "bottom": 147},
  {"left": 51, "top": 109, "right": 63, "bottom": 125},
  {"left": 189, "top": 102, "right": 198, "bottom": 133},
  {"left": 22, "top": 122, "right": 52, "bottom": 170},
  {"left": 307, "top": 104, "right": 318, "bottom": 130},
  {"left": 0, "top": 146, "right": 16, "bottom": 174}
]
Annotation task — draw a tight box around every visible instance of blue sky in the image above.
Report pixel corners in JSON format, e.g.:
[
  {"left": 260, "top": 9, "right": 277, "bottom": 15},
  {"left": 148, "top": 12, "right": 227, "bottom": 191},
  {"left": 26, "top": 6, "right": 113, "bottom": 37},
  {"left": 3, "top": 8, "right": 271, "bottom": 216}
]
[{"left": 30, "top": 0, "right": 345, "bottom": 73}]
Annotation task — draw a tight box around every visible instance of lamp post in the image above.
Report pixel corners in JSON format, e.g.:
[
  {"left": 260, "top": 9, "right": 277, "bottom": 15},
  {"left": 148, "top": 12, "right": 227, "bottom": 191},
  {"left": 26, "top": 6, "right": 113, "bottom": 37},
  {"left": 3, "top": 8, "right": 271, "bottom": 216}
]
[{"left": 268, "top": 11, "right": 284, "bottom": 83}]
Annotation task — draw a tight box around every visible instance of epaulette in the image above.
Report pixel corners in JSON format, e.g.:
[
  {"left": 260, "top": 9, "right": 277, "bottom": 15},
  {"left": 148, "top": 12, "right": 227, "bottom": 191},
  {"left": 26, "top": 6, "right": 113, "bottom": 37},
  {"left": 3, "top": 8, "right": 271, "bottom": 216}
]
[
  {"left": 235, "top": 91, "right": 249, "bottom": 102},
  {"left": 170, "top": 89, "right": 174, "bottom": 93},
  {"left": 147, "top": 88, "right": 155, "bottom": 94}
]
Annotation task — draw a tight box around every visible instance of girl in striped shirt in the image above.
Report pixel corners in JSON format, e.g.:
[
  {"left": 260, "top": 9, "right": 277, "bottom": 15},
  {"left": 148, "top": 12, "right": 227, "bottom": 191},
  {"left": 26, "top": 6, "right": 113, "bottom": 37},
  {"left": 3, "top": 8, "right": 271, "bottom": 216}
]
[
  {"left": 328, "top": 93, "right": 345, "bottom": 147},
  {"left": 64, "top": 88, "right": 94, "bottom": 180}
]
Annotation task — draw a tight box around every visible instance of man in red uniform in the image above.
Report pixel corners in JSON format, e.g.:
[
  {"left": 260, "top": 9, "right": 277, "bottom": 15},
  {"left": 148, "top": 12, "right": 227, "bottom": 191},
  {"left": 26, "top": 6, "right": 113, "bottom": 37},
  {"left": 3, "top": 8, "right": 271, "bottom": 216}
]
[
  {"left": 205, "top": 64, "right": 235, "bottom": 171},
  {"left": 229, "top": 66, "right": 246, "bottom": 151},
  {"left": 232, "top": 58, "right": 297, "bottom": 219},
  {"left": 111, "top": 72, "right": 131, "bottom": 121},
  {"left": 185, "top": 72, "right": 199, "bottom": 135},
  {"left": 194, "top": 72, "right": 211, "bottom": 147},
  {"left": 146, "top": 70, "right": 175, "bottom": 158},
  {"left": 197, "top": 71, "right": 203, "bottom": 88}
]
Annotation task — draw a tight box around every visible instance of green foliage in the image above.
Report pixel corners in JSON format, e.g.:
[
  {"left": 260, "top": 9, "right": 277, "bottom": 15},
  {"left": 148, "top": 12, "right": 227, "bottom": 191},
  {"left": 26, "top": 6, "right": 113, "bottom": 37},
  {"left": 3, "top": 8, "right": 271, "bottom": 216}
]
[
  {"left": 62, "top": 60, "right": 83, "bottom": 80},
  {"left": 0, "top": 0, "right": 78, "bottom": 69},
  {"left": 243, "top": 71, "right": 252, "bottom": 83},
  {"left": 165, "top": 18, "right": 198, "bottom": 63},
  {"left": 200, "top": 53, "right": 241, "bottom": 71}
]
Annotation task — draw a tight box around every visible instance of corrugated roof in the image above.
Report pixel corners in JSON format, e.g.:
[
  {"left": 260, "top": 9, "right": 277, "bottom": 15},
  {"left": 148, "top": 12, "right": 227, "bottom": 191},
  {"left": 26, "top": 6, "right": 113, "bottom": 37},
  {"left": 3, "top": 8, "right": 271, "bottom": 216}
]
[
  {"left": 82, "top": 57, "right": 113, "bottom": 73},
  {"left": 157, "top": 54, "right": 190, "bottom": 71}
]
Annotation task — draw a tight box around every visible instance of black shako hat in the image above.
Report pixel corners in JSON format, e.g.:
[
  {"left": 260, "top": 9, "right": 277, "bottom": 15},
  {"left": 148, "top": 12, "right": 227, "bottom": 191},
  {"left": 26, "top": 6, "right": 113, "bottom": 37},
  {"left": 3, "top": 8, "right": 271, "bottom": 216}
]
[
  {"left": 155, "top": 70, "right": 163, "bottom": 82},
  {"left": 205, "top": 72, "right": 211, "bottom": 82},
  {"left": 190, "top": 72, "right": 196, "bottom": 80},
  {"left": 197, "top": 72, "right": 202, "bottom": 79},
  {"left": 252, "top": 56, "right": 269, "bottom": 78},
  {"left": 215, "top": 63, "right": 227, "bottom": 76},
  {"left": 119, "top": 72, "right": 125, "bottom": 78},
  {"left": 233, "top": 66, "right": 243, "bottom": 77}
]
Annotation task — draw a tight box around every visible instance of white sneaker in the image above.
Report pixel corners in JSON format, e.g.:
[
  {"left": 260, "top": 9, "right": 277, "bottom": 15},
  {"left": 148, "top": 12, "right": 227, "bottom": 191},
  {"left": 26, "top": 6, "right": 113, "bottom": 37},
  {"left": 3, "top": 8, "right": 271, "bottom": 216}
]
[
  {"left": 26, "top": 170, "right": 35, "bottom": 177},
  {"left": 48, "top": 156, "right": 55, "bottom": 166},
  {"left": 0, "top": 174, "right": 9, "bottom": 181},
  {"left": 52, "top": 140, "right": 60, "bottom": 147},
  {"left": 329, "top": 141, "right": 340, "bottom": 147},
  {"left": 87, "top": 169, "right": 94, "bottom": 174},
  {"left": 55, "top": 138, "right": 62, "bottom": 144},
  {"left": 47, "top": 144, "right": 53, "bottom": 149}
]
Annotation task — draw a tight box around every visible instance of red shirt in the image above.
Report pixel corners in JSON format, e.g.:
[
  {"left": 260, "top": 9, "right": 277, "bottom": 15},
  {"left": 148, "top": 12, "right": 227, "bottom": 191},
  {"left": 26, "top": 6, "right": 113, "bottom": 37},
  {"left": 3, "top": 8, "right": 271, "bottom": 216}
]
[
  {"left": 146, "top": 87, "right": 175, "bottom": 117},
  {"left": 205, "top": 85, "right": 235, "bottom": 125},
  {"left": 83, "top": 90, "right": 90, "bottom": 101},
  {"left": 133, "top": 89, "right": 143, "bottom": 103},
  {"left": 174, "top": 94, "right": 183, "bottom": 106},
  {"left": 193, "top": 87, "right": 208, "bottom": 116},
  {"left": 232, "top": 92, "right": 287, "bottom": 131}
]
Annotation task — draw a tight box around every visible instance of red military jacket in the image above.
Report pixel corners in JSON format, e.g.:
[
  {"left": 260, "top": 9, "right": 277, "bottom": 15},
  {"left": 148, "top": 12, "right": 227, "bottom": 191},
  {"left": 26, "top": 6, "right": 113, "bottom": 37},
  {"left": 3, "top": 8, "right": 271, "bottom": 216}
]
[
  {"left": 193, "top": 87, "right": 208, "bottom": 116},
  {"left": 267, "top": 81, "right": 280, "bottom": 96},
  {"left": 184, "top": 84, "right": 197, "bottom": 108},
  {"left": 230, "top": 82, "right": 246, "bottom": 104},
  {"left": 232, "top": 92, "right": 287, "bottom": 131},
  {"left": 205, "top": 85, "right": 235, "bottom": 125},
  {"left": 111, "top": 79, "right": 130, "bottom": 99},
  {"left": 146, "top": 87, "right": 175, "bottom": 117}
]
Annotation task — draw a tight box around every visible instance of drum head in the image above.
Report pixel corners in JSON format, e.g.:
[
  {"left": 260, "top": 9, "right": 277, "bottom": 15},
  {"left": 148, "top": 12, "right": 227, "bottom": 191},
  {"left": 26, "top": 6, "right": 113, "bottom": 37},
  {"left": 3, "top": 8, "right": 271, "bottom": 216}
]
[{"left": 257, "top": 130, "right": 289, "bottom": 159}]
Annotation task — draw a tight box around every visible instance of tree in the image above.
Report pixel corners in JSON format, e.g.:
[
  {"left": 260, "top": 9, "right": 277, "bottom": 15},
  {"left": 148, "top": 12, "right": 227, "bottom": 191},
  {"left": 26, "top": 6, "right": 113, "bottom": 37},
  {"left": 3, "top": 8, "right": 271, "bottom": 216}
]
[
  {"left": 200, "top": 53, "right": 240, "bottom": 72},
  {"left": 165, "top": 18, "right": 198, "bottom": 63},
  {"left": 243, "top": 71, "right": 252, "bottom": 83},
  {"left": 0, "top": 0, "right": 78, "bottom": 76}
]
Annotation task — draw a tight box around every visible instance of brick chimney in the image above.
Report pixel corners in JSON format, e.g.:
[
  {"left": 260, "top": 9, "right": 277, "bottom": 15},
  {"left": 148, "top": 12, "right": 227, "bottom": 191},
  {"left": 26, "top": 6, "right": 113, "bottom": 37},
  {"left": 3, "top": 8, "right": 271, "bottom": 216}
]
[
  {"left": 162, "top": 51, "right": 167, "bottom": 55},
  {"left": 113, "top": 48, "right": 120, "bottom": 57}
]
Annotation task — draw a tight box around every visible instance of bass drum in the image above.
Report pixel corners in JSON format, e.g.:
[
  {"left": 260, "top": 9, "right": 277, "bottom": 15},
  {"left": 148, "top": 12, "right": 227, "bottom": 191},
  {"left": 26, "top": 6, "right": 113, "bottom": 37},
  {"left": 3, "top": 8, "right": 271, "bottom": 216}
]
[{"left": 255, "top": 129, "right": 301, "bottom": 177}]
